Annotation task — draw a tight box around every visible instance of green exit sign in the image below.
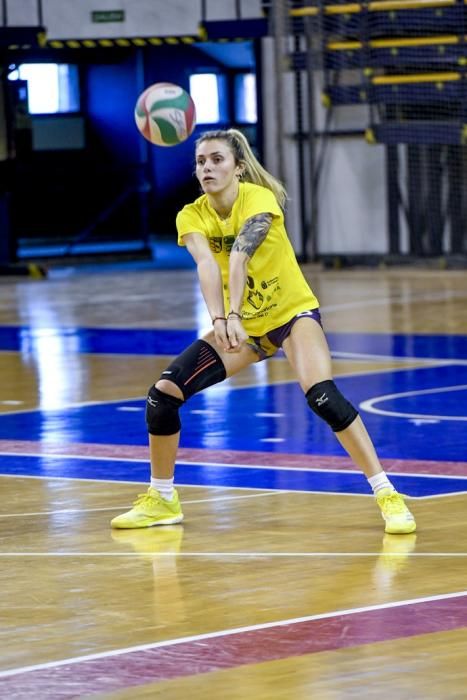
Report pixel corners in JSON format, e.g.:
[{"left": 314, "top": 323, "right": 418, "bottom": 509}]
[{"left": 91, "top": 10, "right": 125, "bottom": 23}]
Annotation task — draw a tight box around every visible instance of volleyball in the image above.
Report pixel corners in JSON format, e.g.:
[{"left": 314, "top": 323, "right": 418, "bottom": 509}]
[{"left": 134, "top": 82, "right": 196, "bottom": 147}]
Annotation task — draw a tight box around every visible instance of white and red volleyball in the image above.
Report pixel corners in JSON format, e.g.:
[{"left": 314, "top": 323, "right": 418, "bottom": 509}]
[{"left": 134, "top": 82, "right": 196, "bottom": 147}]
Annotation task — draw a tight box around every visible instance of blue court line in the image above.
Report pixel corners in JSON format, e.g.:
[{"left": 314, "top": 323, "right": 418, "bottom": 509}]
[
  {"left": 0, "top": 453, "right": 466, "bottom": 497},
  {"left": 1, "top": 325, "right": 467, "bottom": 359}
]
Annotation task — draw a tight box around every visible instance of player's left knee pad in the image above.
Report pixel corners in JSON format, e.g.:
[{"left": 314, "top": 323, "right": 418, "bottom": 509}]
[
  {"left": 145, "top": 386, "right": 183, "bottom": 436},
  {"left": 306, "top": 380, "right": 358, "bottom": 432}
]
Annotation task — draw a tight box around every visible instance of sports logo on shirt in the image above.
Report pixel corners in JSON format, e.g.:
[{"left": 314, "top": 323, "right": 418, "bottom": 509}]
[
  {"left": 247, "top": 289, "right": 264, "bottom": 309},
  {"left": 246, "top": 275, "right": 264, "bottom": 310},
  {"left": 208, "top": 235, "right": 235, "bottom": 254},
  {"left": 208, "top": 237, "right": 223, "bottom": 253},
  {"left": 224, "top": 236, "right": 235, "bottom": 253}
]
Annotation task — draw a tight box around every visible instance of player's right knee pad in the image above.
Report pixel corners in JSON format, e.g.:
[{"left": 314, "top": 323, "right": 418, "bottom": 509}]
[
  {"left": 145, "top": 385, "right": 183, "bottom": 436},
  {"left": 306, "top": 379, "right": 358, "bottom": 432},
  {"left": 159, "top": 339, "right": 226, "bottom": 400}
]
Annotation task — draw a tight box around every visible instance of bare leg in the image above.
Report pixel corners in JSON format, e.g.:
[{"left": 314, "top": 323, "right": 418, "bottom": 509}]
[
  {"left": 334, "top": 415, "right": 384, "bottom": 478},
  {"left": 150, "top": 331, "right": 259, "bottom": 479},
  {"left": 282, "top": 318, "right": 385, "bottom": 478},
  {"left": 149, "top": 432, "right": 180, "bottom": 480},
  {"left": 282, "top": 317, "right": 416, "bottom": 533}
]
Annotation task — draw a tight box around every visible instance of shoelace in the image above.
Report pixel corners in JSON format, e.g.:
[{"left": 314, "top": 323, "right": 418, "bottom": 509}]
[
  {"left": 379, "top": 492, "right": 407, "bottom": 514},
  {"left": 133, "top": 491, "right": 160, "bottom": 507}
]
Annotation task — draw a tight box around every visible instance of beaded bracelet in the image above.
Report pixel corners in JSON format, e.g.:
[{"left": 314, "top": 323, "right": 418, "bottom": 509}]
[
  {"left": 212, "top": 316, "right": 227, "bottom": 325},
  {"left": 227, "top": 311, "right": 243, "bottom": 320}
]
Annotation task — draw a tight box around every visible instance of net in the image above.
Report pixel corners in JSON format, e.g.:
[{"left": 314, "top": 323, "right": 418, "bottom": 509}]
[{"left": 266, "top": 0, "right": 467, "bottom": 259}]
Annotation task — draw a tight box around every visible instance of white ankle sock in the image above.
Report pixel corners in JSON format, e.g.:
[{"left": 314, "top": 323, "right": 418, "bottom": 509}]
[
  {"left": 368, "top": 471, "right": 394, "bottom": 495},
  {"left": 150, "top": 477, "right": 175, "bottom": 501}
]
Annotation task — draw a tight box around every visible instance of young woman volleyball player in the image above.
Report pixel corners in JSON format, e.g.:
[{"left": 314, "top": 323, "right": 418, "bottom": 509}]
[{"left": 112, "top": 128, "right": 416, "bottom": 535}]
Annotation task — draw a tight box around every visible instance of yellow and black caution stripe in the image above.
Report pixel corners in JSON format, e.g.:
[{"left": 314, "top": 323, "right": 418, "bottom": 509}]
[
  {"left": 9, "top": 28, "right": 261, "bottom": 51},
  {"left": 46, "top": 35, "right": 199, "bottom": 50}
]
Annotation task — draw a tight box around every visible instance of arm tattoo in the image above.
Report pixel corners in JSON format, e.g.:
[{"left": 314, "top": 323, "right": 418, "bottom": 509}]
[{"left": 232, "top": 213, "right": 273, "bottom": 258}]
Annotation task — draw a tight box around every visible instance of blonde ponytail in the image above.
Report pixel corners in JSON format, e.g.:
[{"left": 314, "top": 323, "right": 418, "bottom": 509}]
[{"left": 195, "top": 129, "right": 288, "bottom": 209}]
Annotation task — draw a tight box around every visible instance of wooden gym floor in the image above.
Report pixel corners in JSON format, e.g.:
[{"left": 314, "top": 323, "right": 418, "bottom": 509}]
[{"left": 0, "top": 263, "right": 466, "bottom": 699}]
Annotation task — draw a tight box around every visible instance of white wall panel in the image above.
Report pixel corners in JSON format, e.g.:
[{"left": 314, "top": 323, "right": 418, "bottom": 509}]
[
  {"left": 4, "top": 0, "right": 263, "bottom": 38},
  {"left": 262, "top": 38, "right": 388, "bottom": 256},
  {"left": 4, "top": 0, "right": 41, "bottom": 26},
  {"left": 317, "top": 139, "right": 387, "bottom": 254},
  {"left": 44, "top": 0, "right": 201, "bottom": 39},
  {"left": 203, "top": 0, "right": 263, "bottom": 21}
]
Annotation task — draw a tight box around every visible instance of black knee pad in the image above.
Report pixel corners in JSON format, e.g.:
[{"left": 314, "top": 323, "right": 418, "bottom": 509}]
[
  {"left": 145, "top": 386, "right": 183, "bottom": 436},
  {"left": 306, "top": 380, "right": 358, "bottom": 432},
  {"left": 159, "top": 339, "right": 226, "bottom": 400}
]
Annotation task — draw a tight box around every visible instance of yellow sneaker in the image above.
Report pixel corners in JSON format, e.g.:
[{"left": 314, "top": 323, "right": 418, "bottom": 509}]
[
  {"left": 111, "top": 487, "right": 183, "bottom": 529},
  {"left": 375, "top": 488, "right": 416, "bottom": 534}
]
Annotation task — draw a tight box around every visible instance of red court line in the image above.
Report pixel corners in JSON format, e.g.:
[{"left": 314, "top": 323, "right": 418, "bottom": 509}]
[
  {"left": 1, "top": 440, "right": 467, "bottom": 477},
  {"left": 0, "top": 594, "right": 466, "bottom": 697}
]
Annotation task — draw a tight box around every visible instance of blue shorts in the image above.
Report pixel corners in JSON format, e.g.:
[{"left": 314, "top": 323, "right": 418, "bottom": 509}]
[{"left": 246, "top": 308, "right": 322, "bottom": 360}]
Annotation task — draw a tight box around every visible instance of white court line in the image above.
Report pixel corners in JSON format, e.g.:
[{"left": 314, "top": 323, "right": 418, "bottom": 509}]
[
  {"left": 0, "top": 462, "right": 467, "bottom": 500},
  {"left": 360, "top": 384, "right": 467, "bottom": 422},
  {"left": 0, "top": 450, "right": 149, "bottom": 463},
  {"left": 0, "top": 472, "right": 368, "bottom": 497},
  {"left": 0, "top": 490, "right": 284, "bottom": 518},
  {"left": 0, "top": 472, "right": 290, "bottom": 493},
  {"left": 220, "top": 361, "right": 461, "bottom": 390},
  {"left": 3, "top": 449, "right": 467, "bottom": 481},
  {"left": 415, "top": 490, "right": 467, "bottom": 500},
  {"left": 213, "top": 358, "right": 466, "bottom": 394},
  {"left": 331, "top": 351, "right": 452, "bottom": 364},
  {"left": 0, "top": 472, "right": 465, "bottom": 501},
  {"left": 175, "top": 461, "right": 467, "bottom": 482},
  {"left": 0, "top": 588, "right": 465, "bottom": 679},
  {"left": 0, "top": 552, "right": 466, "bottom": 558}
]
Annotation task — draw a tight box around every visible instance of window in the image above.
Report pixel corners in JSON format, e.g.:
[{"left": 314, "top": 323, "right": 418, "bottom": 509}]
[
  {"left": 189, "top": 73, "right": 226, "bottom": 125},
  {"left": 235, "top": 73, "right": 257, "bottom": 124},
  {"left": 8, "top": 64, "right": 80, "bottom": 114}
]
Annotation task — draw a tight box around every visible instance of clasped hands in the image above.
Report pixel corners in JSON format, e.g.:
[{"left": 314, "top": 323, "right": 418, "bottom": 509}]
[{"left": 212, "top": 312, "right": 248, "bottom": 353}]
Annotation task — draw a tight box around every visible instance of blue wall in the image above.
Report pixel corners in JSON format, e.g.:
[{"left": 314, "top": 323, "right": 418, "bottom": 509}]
[
  {"left": 11, "top": 42, "right": 257, "bottom": 247},
  {"left": 86, "top": 53, "right": 142, "bottom": 167},
  {"left": 84, "top": 45, "right": 233, "bottom": 236}
]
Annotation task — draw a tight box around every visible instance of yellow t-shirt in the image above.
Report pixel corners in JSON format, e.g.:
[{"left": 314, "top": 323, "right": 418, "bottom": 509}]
[{"left": 176, "top": 182, "right": 319, "bottom": 336}]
